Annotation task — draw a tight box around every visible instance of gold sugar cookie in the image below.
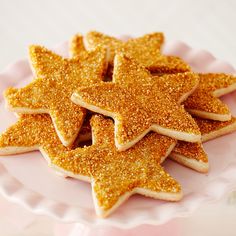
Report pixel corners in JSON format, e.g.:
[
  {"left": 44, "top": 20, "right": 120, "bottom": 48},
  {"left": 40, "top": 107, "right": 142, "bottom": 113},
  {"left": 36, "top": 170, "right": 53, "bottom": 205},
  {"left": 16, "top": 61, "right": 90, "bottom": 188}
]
[
  {"left": 72, "top": 55, "right": 201, "bottom": 151},
  {"left": 4, "top": 35, "right": 108, "bottom": 146},
  {"left": 196, "top": 116, "right": 236, "bottom": 142},
  {"left": 84, "top": 31, "right": 190, "bottom": 73},
  {"left": 184, "top": 73, "right": 236, "bottom": 121},
  {"left": 170, "top": 141, "right": 208, "bottom": 173},
  {"left": 170, "top": 117, "right": 236, "bottom": 173},
  {"left": 0, "top": 114, "right": 180, "bottom": 217},
  {"left": 72, "top": 54, "right": 200, "bottom": 148}
]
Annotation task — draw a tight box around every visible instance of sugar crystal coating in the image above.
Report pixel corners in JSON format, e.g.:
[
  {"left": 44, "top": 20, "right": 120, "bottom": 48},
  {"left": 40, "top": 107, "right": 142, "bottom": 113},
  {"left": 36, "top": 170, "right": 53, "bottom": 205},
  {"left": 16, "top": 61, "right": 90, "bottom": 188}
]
[
  {"left": 184, "top": 73, "right": 236, "bottom": 119},
  {"left": 171, "top": 116, "right": 236, "bottom": 166},
  {"left": 173, "top": 142, "right": 208, "bottom": 163},
  {"left": 195, "top": 116, "right": 236, "bottom": 135}
]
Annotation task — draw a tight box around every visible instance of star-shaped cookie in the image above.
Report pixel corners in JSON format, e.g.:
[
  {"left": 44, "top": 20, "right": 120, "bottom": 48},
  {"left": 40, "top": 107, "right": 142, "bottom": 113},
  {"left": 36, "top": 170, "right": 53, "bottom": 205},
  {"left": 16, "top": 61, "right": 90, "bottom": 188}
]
[
  {"left": 184, "top": 73, "right": 236, "bottom": 121},
  {"left": 72, "top": 55, "right": 200, "bottom": 151},
  {"left": 84, "top": 31, "right": 190, "bottom": 73},
  {"left": 171, "top": 141, "right": 208, "bottom": 173},
  {"left": 196, "top": 116, "right": 236, "bottom": 142},
  {"left": 170, "top": 116, "right": 236, "bottom": 172},
  {"left": 4, "top": 36, "right": 108, "bottom": 146},
  {"left": 0, "top": 114, "right": 181, "bottom": 217},
  {"left": 70, "top": 54, "right": 200, "bottom": 149}
]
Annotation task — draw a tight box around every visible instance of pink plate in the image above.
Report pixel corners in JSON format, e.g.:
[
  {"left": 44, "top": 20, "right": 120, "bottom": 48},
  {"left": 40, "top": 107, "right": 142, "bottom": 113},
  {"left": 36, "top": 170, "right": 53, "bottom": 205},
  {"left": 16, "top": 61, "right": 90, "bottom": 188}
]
[{"left": 0, "top": 40, "right": 236, "bottom": 229}]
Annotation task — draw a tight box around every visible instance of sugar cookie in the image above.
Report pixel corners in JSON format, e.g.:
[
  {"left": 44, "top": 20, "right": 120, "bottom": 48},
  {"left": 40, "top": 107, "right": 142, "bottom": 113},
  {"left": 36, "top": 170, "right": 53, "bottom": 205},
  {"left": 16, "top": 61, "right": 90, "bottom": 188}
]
[
  {"left": 170, "top": 117, "right": 236, "bottom": 172},
  {"left": 184, "top": 73, "right": 236, "bottom": 121},
  {"left": 4, "top": 36, "right": 108, "bottom": 146},
  {"left": 170, "top": 142, "right": 208, "bottom": 173},
  {"left": 196, "top": 116, "right": 236, "bottom": 142},
  {"left": 70, "top": 53, "right": 200, "bottom": 146},
  {"left": 72, "top": 55, "right": 200, "bottom": 151},
  {"left": 84, "top": 31, "right": 190, "bottom": 73}
]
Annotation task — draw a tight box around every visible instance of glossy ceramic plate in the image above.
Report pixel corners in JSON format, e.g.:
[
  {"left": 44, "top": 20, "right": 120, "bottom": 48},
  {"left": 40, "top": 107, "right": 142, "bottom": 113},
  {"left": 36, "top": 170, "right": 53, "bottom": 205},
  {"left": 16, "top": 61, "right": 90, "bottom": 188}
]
[{"left": 0, "top": 40, "right": 236, "bottom": 228}]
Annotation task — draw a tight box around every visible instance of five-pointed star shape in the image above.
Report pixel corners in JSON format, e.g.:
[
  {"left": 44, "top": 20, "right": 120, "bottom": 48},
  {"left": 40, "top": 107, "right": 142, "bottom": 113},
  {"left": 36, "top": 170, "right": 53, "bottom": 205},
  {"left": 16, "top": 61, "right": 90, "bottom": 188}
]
[
  {"left": 4, "top": 35, "right": 108, "bottom": 146},
  {"left": 0, "top": 114, "right": 181, "bottom": 217},
  {"left": 84, "top": 31, "right": 191, "bottom": 73},
  {"left": 72, "top": 54, "right": 201, "bottom": 151},
  {"left": 184, "top": 73, "right": 236, "bottom": 121},
  {"left": 170, "top": 116, "right": 236, "bottom": 173},
  {"left": 70, "top": 54, "right": 200, "bottom": 150}
]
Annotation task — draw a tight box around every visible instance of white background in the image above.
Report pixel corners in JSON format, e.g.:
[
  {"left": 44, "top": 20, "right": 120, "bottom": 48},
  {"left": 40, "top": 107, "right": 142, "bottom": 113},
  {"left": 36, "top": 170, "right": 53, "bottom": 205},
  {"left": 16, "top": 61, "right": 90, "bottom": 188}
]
[{"left": 1, "top": 0, "right": 236, "bottom": 235}]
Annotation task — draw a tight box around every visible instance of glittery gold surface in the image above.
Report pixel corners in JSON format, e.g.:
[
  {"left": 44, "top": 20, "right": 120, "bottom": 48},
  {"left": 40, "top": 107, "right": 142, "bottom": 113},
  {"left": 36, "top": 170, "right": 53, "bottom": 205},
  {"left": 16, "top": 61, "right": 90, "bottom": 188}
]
[
  {"left": 69, "top": 34, "right": 86, "bottom": 57},
  {"left": 173, "top": 142, "right": 208, "bottom": 163},
  {"left": 71, "top": 55, "right": 198, "bottom": 149},
  {"left": 197, "top": 73, "right": 236, "bottom": 95},
  {"left": 85, "top": 31, "right": 190, "bottom": 73},
  {"left": 0, "top": 114, "right": 180, "bottom": 214},
  {"left": 0, "top": 114, "right": 73, "bottom": 154},
  {"left": 86, "top": 31, "right": 123, "bottom": 63},
  {"left": 4, "top": 41, "right": 107, "bottom": 146},
  {"left": 152, "top": 73, "right": 199, "bottom": 103},
  {"left": 184, "top": 73, "right": 236, "bottom": 119},
  {"left": 73, "top": 81, "right": 200, "bottom": 148},
  {"left": 53, "top": 115, "right": 180, "bottom": 212},
  {"left": 113, "top": 54, "right": 199, "bottom": 103},
  {"left": 195, "top": 116, "right": 236, "bottom": 136},
  {"left": 171, "top": 116, "right": 236, "bottom": 165}
]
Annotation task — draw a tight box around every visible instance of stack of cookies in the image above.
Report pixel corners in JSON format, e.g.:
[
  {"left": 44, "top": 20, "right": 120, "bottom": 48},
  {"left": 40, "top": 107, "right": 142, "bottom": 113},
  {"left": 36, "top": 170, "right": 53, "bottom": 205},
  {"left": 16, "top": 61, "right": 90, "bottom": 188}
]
[{"left": 1, "top": 32, "right": 236, "bottom": 217}]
